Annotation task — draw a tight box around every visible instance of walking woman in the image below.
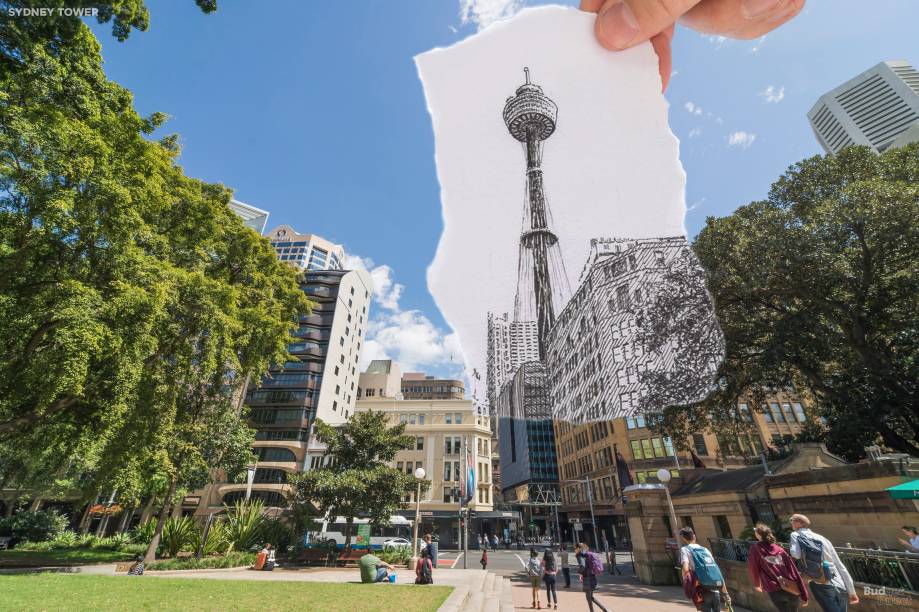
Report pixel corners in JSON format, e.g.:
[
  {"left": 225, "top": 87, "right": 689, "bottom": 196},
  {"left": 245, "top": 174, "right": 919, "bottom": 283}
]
[
  {"left": 748, "top": 524, "right": 808, "bottom": 612},
  {"left": 526, "top": 548, "right": 543, "bottom": 608},
  {"left": 541, "top": 547, "right": 559, "bottom": 609},
  {"left": 578, "top": 542, "right": 609, "bottom": 612}
]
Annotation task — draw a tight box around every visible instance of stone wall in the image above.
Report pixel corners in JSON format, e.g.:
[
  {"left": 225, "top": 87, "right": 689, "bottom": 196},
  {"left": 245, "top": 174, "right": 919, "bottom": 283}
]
[
  {"left": 717, "top": 558, "right": 919, "bottom": 612},
  {"left": 624, "top": 485, "right": 681, "bottom": 585}
]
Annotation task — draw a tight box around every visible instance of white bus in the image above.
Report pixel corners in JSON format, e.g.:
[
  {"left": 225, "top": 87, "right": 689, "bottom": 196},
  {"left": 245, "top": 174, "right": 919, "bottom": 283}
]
[{"left": 304, "top": 515, "right": 414, "bottom": 550}]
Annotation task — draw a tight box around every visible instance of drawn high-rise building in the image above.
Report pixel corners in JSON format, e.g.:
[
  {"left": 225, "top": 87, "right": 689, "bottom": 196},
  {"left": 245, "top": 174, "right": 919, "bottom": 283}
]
[
  {"left": 503, "top": 68, "right": 569, "bottom": 359},
  {"left": 809, "top": 60, "right": 919, "bottom": 154},
  {"left": 486, "top": 313, "right": 539, "bottom": 419}
]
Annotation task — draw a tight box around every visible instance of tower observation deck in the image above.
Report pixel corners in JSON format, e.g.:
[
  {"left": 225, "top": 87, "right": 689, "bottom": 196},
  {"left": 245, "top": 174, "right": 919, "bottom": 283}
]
[{"left": 503, "top": 68, "right": 569, "bottom": 359}]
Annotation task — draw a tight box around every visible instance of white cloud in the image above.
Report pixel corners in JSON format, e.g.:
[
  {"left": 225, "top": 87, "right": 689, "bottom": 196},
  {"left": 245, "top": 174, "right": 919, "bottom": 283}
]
[
  {"left": 688, "top": 127, "right": 702, "bottom": 139},
  {"left": 727, "top": 131, "right": 757, "bottom": 148},
  {"left": 749, "top": 35, "right": 767, "bottom": 54},
  {"left": 686, "top": 197, "right": 706, "bottom": 212},
  {"left": 344, "top": 252, "right": 464, "bottom": 378},
  {"left": 705, "top": 35, "right": 729, "bottom": 49},
  {"left": 684, "top": 101, "right": 703, "bottom": 116},
  {"left": 458, "top": 0, "right": 524, "bottom": 31},
  {"left": 759, "top": 85, "right": 785, "bottom": 103}
]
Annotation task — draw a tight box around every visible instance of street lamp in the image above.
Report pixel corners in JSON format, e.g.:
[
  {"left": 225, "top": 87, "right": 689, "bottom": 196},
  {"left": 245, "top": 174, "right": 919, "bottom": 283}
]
[
  {"left": 245, "top": 463, "right": 257, "bottom": 502},
  {"left": 656, "top": 468, "right": 680, "bottom": 541},
  {"left": 412, "top": 467, "right": 426, "bottom": 563},
  {"left": 564, "top": 479, "right": 599, "bottom": 551}
]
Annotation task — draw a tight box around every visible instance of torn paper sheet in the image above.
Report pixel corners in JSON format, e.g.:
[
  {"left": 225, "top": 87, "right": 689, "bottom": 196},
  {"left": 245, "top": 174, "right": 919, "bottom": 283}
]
[{"left": 416, "top": 6, "right": 723, "bottom": 424}]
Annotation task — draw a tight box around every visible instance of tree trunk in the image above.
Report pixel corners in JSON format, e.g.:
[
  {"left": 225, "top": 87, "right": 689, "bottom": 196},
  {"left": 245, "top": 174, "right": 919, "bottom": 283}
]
[
  {"left": 144, "top": 476, "right": 178, "bottom": 563},
  {"left": 343, "top": 517, "right": 354, "bottom": 553},
  {"left": 117, "top": 506, "right": 134, "bottom": 533},
  {"left": 170, "top": 499, "right": 183, "bottom": 518},
  {"left": 138, "top": 496, "right": 156, "bottom": 525},
  {"left": 29, "top": 497, "right": 42, "bottom": 511}
]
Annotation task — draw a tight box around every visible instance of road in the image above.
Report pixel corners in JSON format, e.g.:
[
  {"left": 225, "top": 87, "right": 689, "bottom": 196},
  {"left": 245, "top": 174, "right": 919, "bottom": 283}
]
[{"left": 436, "top": 548, "right": 636, "bottom": 577}]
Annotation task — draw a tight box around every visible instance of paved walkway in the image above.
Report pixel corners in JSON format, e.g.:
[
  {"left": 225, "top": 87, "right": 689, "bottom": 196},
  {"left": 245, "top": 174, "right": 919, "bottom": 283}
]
[{"left": 508, "top": 571, "right": 753, "bottom": 611}]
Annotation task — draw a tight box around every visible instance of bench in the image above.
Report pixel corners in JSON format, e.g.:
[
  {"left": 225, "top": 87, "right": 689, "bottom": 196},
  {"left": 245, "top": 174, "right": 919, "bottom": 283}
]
[
  {"left": 335, "top": 549, "right": 364, "bottom": 567},
  {"left": 296, "top": 548, "right": 330, "bottom": 566}
]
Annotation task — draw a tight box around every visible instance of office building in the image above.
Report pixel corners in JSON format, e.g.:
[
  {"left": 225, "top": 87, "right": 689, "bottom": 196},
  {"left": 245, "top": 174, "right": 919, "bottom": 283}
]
[
  {"left": 267, "top": 224, "right": 344, "bottom": 271},
  {"left": 355, "top": 365, "right": 514, "bottom": 548},
  {"left": 400, "top": 372, "right": 465, "bottom": 400},
  {"left": 357, "top": 359, "right": 403, "bottom": 400},
  {"left": 485, "top": 313, "right": 539, "bottom": 419},
  {"left": 809, "top": 60, "right": 919, "bottom": 154},
  {"left": 192, "top": 262, "right": 371, "bottom": 514},
  {"left": 228, "top": 199, "right": 270, "bottom": 234},
  {"left": 552, "top": 391, "right": 811, "bottom": 547}
]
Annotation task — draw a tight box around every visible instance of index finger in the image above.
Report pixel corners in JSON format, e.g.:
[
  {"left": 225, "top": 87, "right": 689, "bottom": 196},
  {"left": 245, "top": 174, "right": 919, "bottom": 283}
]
[{"left": 594, "top": 0, "right": 702, "bottom": 50}]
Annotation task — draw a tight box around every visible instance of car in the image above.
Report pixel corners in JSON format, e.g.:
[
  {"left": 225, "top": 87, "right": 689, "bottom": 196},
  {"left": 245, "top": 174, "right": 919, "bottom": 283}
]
[{"left": 382, "top": 538, "right": 412, "bottom": 549}]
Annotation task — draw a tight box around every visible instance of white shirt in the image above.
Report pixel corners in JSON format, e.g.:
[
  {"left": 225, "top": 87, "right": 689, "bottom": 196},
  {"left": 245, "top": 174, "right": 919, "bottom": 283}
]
[
  {"left": 789, "top": 528, "right": 855, "bottom": 595},
  {"left": 909, "top": 534, "right": 919, "bottom": 551}
]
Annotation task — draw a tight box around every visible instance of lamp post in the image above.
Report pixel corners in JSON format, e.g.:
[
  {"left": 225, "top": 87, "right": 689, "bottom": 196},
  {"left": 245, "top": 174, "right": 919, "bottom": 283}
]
[
  {"left": 245, "top": 463, "right": 257, "bottom": 502},
  {"left": 656, "top": 468, "right": 680, "bottom": 541},
  {"left": 411, "top": 467, "right": 426, "bottom": 565},
  {"left": 564, "top": 478, "right": 599, "bottom": 551}
]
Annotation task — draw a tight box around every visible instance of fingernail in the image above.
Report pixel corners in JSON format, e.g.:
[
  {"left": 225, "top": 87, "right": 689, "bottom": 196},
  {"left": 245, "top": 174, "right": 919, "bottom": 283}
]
[
  {"left": 741, "top": 0, "right": 781, "bottom": 19},
  {"left": 598, "top": 1, "right": 639, "bottom": 50}
]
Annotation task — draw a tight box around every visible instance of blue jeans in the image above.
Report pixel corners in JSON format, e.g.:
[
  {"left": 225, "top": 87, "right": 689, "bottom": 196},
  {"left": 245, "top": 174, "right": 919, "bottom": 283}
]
[
  {"left": 810, "top": 583, "right": 848, "bottom": 612},
  {"left": 375, "top": 567, "right": 388, "bottom": 583}
]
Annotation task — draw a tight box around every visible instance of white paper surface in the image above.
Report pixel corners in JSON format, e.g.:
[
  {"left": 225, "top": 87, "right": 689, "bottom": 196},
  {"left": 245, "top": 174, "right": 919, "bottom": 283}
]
[{"left": 416, "top": 6, "right": 705, "bottom": 419}]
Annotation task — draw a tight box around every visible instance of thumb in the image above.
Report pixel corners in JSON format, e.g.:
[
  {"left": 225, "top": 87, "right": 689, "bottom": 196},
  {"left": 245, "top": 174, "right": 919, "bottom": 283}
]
[{"left": 595, "top": 0, "right": 700, "bottom": 50}]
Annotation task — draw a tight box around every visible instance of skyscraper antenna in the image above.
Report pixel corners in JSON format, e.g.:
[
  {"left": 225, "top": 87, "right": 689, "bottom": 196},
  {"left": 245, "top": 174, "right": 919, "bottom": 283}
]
[{"left": 524, "top": 67, "right": 530, "bottom": 85}]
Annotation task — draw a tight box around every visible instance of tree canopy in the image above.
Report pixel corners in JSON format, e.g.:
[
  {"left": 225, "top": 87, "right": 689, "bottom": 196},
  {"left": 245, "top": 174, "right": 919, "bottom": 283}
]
[{"left": 669, "top": 145, "right": 919, "bottom": 461}]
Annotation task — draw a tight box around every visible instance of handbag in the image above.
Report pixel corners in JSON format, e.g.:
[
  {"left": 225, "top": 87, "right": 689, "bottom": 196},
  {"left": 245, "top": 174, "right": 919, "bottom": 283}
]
[{"left": 761, "top": 549, "right": 801, "bottom": 597}]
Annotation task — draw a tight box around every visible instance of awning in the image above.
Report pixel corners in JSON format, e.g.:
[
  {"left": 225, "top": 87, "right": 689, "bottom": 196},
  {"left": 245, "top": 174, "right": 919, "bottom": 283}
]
[{"left": 886, "top": 479, "right": 919, "bottom": 500}]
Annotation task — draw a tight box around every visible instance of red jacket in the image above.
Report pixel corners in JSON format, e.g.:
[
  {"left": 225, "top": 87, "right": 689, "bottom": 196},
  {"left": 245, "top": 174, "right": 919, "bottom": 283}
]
[{"left": 747, "top": 541, "right": 808, "bottom": 603}]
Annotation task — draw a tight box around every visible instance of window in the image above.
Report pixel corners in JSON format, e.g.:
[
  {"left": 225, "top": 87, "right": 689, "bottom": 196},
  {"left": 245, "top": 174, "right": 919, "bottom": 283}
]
[
  {"left": 454, "top": 413, "right": 462, "bottom": 424},
  {"left": 663, "top": 436, "right": 674, "bottom": 457},
  {"left": 762, "top": 404, "right": 773, "bottom": 423},
  {"left": 443, "top": 487, "right": 458, "bottom": 503},
  {"left": 792, "top": 402, "right": 807, "bottom": 422},
  {"left": 651, "top": 437, "right": 665, "bottom": 458},
  {"left": 409, "top": 414, "right": 417, "bottom": 425},
  {"left": 445, "top": 413, "right": 452, "bottom": 424},
  {"left": 418, "top": 414, "right": 425, "bottom": 425},
  {"left": 443, "top": 461, "right": 451, "bottom": 481},
  {"left": 641, "top": 438, "right": 653, "bottom": 459},
  {"left": 770, "top": 403, "right": 785, "bottom": 423},
  {"left": 616, "top": 284, "right": 630, "bottom": 311},
  {"left": 630, "top": 440, "right": 643, "bottom": 460},
  {"left": 692, "top": 433, "right": 708, "bottom": 456},
  {"left": 399, "top": 414, "right": 407, "bottom": 424},
  {"left": 416, "top": 436, "right": 424, "bottom": 451},
  {"left": 781, "top": 403, "right": 795, "bottom": 422}
]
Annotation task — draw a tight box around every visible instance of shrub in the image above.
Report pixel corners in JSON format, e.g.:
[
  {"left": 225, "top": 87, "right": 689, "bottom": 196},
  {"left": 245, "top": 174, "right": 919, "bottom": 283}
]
[
  {"left": 53, "top": 530, "right": 78, "bottom": 547},
  {"left": 223, "top": 500, "right": 267, "bottom": 552},
  {"left": 2, "top": 510, "right": 68, "bottom": 544},
  {"left": 378, "top": 545, "right": 411, "bottom": 565},
  {"left": 259, "top": 516, "right": 294, "bottom": 553},
  {"left": 160, "top": 516, "right": 197, "bottom": 558},
  {"left": 189, "top": 520, "right": 229, "bottom": 557},
  {"left": 131, "top": 521, "right": 157, "bottom": 546},
  {"left": 146, "top": 551, "right": 256, "bottom": 571}
]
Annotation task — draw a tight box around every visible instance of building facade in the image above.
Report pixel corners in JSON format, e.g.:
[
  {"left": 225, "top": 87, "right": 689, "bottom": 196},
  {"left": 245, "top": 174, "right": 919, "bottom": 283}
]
[
  {"left": 193, "top": 267, "right": 372, "bottom": 514},
  {"left": 808, "top": 60, "right": 919, "bottom": 154},
  {"left": 228, "top": 199, "right": 270, "bottom": 234},
  {"left": 486, "top": 313, "right": 539, "bottom": 419},
  {"left": 357, "top": 359, "right": 403, "bottom": 400},
  {"left": 546, "top": 236, "right": 715, "bottom": 423},
  {"left": 552, "top": 390, "right": 812, "bottom": 547},
  {"left": 267, "top": 224, "right": 344, "bottom": 271},
  {"left": 400, "top": 372, "right": 465, "bottom": 400}
]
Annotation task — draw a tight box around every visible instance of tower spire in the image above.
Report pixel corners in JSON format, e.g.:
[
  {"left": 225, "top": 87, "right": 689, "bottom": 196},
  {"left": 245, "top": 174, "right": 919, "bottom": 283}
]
[{"left": 524, "top": 67, "right": 530, "bottom": 85}]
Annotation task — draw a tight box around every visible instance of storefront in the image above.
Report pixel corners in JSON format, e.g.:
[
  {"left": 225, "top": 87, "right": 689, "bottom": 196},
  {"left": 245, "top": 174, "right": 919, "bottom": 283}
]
[{"left": 395, "top": 509, "right": 522, "bottom": 550}]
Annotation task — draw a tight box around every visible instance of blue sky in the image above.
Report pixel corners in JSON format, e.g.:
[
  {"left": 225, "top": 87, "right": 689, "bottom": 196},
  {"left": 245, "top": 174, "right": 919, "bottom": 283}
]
[{"left": 90, "top": 0, "right": 918, "bottom": 385}]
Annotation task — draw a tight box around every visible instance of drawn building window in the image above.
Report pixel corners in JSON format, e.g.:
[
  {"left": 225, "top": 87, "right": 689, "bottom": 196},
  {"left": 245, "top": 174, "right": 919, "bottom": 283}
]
[
  {"left": 616, "top": 285, "right": 630, "bottom": 311},
  {"left": 762, "top": 404, "right": 773, "bottom": 423},
  {"left": 770, "top": 403, "right": 785, "bottom": 423}
]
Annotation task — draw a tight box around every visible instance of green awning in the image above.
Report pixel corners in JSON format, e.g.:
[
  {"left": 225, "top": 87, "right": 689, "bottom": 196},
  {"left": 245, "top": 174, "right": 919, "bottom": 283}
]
[{"left": 887, "top": 480, "right": 919, "bottom": 500}]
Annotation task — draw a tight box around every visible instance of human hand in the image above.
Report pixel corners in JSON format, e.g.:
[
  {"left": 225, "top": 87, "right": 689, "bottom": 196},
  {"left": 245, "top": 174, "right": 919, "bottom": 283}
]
[
  {"left": 849, "top": 593, "right": 860, "bottom": 604},
  {"left": 802, "top": 599, "right": 808, "bottom": 607},
  {"left": 580, "top": 0, "right": 806, "bottom": 91},
  {"left": 753, "top": 586, "right": 763, "bottom": 593}
]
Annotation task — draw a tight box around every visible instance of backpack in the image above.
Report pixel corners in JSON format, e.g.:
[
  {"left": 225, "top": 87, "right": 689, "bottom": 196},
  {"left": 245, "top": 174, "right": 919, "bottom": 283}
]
[
  {"left": 687, "top": 546, "right": 724, "bottom": 589},
  {"left": 526, "top": 557, "right": 542, "bottom": 577},
  {"left": 586, "top": 551, "right": 604, "bottom": 576},
  {"left": 795, "top": 533, "right": 831, "bottom": 584},
  {"left": 416, "top": 558, "right": 433, "bottom": 584}
]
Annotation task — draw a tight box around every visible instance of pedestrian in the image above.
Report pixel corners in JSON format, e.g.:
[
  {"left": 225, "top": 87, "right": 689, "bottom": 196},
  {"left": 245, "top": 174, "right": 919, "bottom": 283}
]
[
  {"left": 415, "top": 545, "right": 434, "bottom": 584},
  {"left": 560, "top": 542, "right": 571, "bottom": 588},
  {"left": 127, "top": 554, "right": 144, "bottom": 576},
  {"left": 789, "top": 514, "right": 859, "bottom": 612},
  {"left": 492, "top": 533, "right": 500, "bottom": 551},
  {"left": 360, "top": 552, "right": 395, "bottom": 583},
  {"left": 526, "top": 547, "right": 543, "bottom": 609},
  {"left": 261, "top": 543, "right": 276, "bottom": 571},
  {"left": 577, "top": 542, "right": 609, "bottom": 612},
  {"left": 898, "top": 526, "right": 919, "bottom": 553},
  {"left": 541, "top": 547, "right": 559, "bottom": 609},
  {"left": 747, "top": 524, "right": 808, "bottom": 612},
  {"left": 679, "top": 527, "right": 730, "bottom": 612},
  {"left": 480, "top": 547, "right": 488, "bottom": 570}
]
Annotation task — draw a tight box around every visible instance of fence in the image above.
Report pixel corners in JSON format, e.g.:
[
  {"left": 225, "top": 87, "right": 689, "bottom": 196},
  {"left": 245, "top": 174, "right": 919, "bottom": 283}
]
[{"left": 709, "top": 538, "right": 919, "bottom": 593}]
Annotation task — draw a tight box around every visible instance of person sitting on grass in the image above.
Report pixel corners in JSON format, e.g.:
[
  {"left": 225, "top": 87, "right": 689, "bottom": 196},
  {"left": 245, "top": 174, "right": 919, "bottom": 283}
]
[
  {"left": 127, "top": 554, "right": 144, "bottom": 576},
  {"left": 359, "top": 552, "right": 395, "bottom": 583}
]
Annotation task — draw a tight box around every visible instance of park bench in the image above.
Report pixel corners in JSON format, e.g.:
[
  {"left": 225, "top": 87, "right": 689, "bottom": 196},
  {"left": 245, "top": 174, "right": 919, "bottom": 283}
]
[
  {"left": 335, "top": 549, "right": 364, "bottom": 567},
  {"left": 296, "top": 548, "right": 330, "bottom": 566}
]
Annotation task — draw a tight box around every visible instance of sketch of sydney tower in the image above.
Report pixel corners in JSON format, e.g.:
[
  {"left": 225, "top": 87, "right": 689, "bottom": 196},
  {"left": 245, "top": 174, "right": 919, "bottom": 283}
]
[{"left": 503, "top": 68, "right": 569, "bottom": 359}]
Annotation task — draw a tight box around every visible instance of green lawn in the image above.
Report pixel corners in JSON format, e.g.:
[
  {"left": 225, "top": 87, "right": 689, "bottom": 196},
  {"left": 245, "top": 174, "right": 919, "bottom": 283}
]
[
  {"left": 0, "top": 575, "right": 453, "bottom": 611},
  {"left": 0, "top": 548, "right": 135, "bottom": 567}
]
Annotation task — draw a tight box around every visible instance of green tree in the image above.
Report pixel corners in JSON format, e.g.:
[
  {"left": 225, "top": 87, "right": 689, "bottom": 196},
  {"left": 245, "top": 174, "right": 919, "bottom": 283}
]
[
  {"left": 289, "top": 411, "right": 418, "bottom": 551},
  {"left": 688, "top": 145, "right": 919, "bottom": 460},
  {"left": 0, "top": 0, "right": 311, "bottom": 558}
]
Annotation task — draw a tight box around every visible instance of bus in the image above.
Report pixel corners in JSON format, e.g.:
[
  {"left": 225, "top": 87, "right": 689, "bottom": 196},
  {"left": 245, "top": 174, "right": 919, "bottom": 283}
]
[{"left": 304, "top": 515, "right": 414, "bottom": 550}]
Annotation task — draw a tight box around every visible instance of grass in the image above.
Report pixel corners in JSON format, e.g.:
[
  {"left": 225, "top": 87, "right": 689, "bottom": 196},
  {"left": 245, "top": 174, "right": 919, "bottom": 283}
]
[
  {"left": 0, "top": 548, "right": 136, "bottom": 567},
  {"left": 0, "top": 575, "right": 453, "bottom": 611},
  {"left": 147, "top": 552, "right": 256, "bottom": 571}
]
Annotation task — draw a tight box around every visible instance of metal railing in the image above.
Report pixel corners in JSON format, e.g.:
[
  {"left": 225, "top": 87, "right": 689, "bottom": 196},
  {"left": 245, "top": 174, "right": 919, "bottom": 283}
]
[{"left": 709, "top": 538, "right": 919, "bottom": 593}]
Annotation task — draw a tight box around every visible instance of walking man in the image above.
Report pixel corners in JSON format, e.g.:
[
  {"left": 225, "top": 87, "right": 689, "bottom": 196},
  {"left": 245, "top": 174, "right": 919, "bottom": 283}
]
[
  {"left": 789, "top": 514, "right": 859, "bottom": 611},
  {"left": 679, "top": 527, "right": 730, "bottom": 612},
  {"left": 559, "top": 543, "right": 571, "bottom": 588},
  {"left": 577, "top": 542, "right": 609, "bottom": 612}
]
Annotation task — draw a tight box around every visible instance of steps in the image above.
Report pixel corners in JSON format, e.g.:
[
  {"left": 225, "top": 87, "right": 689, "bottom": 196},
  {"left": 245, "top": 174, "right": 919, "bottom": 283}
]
[{"left": 456, "top": 571, "right": 514, "bottom": 612}]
